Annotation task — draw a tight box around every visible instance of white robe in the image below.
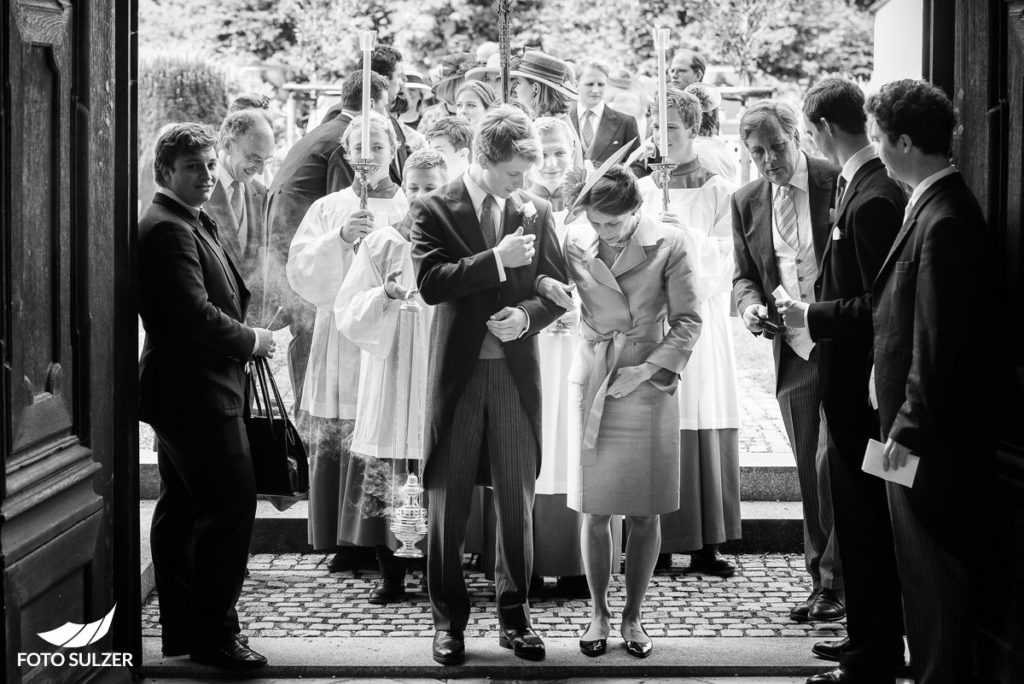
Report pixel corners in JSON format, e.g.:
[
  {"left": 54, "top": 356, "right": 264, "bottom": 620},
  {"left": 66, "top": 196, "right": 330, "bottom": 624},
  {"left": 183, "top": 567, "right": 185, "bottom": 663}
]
[
  {"left": 286, "top": 187, "right": 409, "bottom": 419},
  {"left": 639, "top": 171, "right": 739, "bottom": 431},
  {"left": 335, "top": 226, "right": 432, "bottom": 461}
]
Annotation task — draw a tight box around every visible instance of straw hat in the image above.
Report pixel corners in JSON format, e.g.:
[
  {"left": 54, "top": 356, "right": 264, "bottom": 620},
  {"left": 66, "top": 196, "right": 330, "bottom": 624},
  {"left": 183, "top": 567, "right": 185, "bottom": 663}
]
[
  {"left": 466, "top": 52, "right": 501, "bottom": 82},
  {"left": 607, "top": 67, "right": 634, "bottom": 91},
  {"left": 404, "top": 70, "right": 432, "bottom": 92},
  {"left": 431, "top": 52, "right": 477, "bottom": 91},
  {"left": 510, "top": 50, "right": 577, "bottom": 99}
]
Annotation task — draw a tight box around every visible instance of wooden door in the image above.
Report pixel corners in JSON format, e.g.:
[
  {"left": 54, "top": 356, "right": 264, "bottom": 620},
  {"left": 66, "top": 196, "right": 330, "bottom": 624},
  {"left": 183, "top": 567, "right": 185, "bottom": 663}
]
[{"left": 1, "top": 2, "right": 137, "bottom": 682}]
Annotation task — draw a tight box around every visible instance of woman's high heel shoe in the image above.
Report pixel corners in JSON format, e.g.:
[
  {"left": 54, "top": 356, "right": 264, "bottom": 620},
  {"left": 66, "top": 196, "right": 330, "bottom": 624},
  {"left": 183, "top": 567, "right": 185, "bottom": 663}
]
[{"left": 623, "top": 627, "right": 653, "bottom": 658}]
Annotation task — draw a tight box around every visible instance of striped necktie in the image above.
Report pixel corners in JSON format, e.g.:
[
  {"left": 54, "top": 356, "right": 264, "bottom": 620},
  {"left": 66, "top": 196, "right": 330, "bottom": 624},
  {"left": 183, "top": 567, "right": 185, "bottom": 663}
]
[
  {"left": 581, "top": 110, "right": 595, "bottom": 153},
  {"left": 774, "top": 184, "right": 800, "bottom": 250}
]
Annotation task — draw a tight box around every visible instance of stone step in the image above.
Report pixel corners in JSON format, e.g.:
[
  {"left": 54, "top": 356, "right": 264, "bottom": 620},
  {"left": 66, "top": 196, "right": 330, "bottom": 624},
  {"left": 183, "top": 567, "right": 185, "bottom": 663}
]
[
  {"left": 138, "top": 451, "right": 802, "bottom": 502},
  {"left": 140, "top": 636, "right": 839, "bottom": 679}
]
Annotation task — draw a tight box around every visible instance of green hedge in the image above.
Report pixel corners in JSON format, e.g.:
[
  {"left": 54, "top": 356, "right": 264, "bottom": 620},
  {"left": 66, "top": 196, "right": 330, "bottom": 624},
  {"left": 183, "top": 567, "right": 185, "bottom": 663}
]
[{"left": 138, "top": 55, "right": 228, "bottom": 208}]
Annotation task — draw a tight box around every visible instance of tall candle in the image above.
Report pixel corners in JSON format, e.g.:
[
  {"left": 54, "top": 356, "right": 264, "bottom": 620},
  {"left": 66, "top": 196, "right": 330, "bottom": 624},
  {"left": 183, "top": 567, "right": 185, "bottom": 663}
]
[
  {"left": 653, "top": 27, "right": 671, "bottom": 158},
  {"left": 360, "top": 30, "right": 376, "bottom": 161}
]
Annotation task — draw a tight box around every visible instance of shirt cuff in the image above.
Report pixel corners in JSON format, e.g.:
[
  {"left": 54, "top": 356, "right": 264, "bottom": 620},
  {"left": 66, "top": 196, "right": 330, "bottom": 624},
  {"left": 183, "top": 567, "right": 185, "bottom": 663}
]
[
  {"left": 251, "top": 328, "right": 260, "bottom": 356},
  {"left": 516, "top": 306, "right": 530, "bottom": 338},
  {"left": 493, "top": 249, "right": 507, "bottom": 283}
]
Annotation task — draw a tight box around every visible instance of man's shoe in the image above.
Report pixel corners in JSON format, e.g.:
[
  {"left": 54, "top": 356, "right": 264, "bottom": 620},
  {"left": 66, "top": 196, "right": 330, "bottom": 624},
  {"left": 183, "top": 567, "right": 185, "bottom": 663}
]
[
  {"left": 432, "top": 630, "right": 465, "bottom": 665},
  {"left": 806, "top": 666, "right": 880, "bottom": 683},
  {"left": 555, "top": 575, "right": 591, "bottom": 599},
  {"left": 166, "top": 633, "right": 246, "bottom": 658},
  {"left": 811, "top": 636, "right": 849, "bottom": 661},
  {"left": 790, "top": 590, "right": 818, "bottom": 621},
  {"left": 367, "top": 580, "right": 406, "bottom": 605},
  {"left": 808, "top": 588, "right": 846, "bottom": 622},
  {"left": 498, "top": 626, "right": 546, "bottom": 661},
  {"left": 190, "top": 636, "right": 267, "bottom": 671}
]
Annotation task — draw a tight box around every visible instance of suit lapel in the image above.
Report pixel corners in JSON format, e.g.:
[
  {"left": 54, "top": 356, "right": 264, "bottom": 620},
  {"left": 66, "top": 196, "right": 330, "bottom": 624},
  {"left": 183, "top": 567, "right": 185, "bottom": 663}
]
[
  {"left": 592, "top": 108, "right": 619, "bottom": 162},
  {"left": 875, "top": 174, "right": 955, "bottom": 285},
  {"left": 749, "top": 180, "right": 780, "bottom": 290},
  {"left": 446, "top": 178, "right": 488, "bottom": 255},
  {"left": 807, "top": 156, "right": 835, "bottom": 262},
  {"left": 583, "top": 232, "right": 624, "bottom": 294}
]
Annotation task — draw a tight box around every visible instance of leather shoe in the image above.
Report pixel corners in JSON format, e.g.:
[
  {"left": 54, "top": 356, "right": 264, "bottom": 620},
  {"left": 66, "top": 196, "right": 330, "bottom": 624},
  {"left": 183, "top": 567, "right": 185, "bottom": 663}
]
[
  {"left": 790, "top": 590, "right": 817, "bottom": 621},
  {"left": 623, "top": 628, "right": 653, "bottom": 659},
  {"left": 555, "top": 575, "right": 591, "bottom": 599},
  {"left": 368, "top": 580, "right": 406, "bottom": 605},
  {"left": 498, "top": 626, "right": 546, "bottom": 661},
  {"left": 808, "top": 588, "right": 846, "bottom": 622},
  {"left": 166, "top": 633, "right": 246, "bottom": 658},
  {"left": 812, "top": 636, "right": 848, "bottom": 661},
  {"left": 686, "top": 546, "right": 736, "bottom": 578},
  {"left": 578, "top": 636, "right": 607, "bottom": 657},
  {"left": 190, "top": 636, "right": 267, "bottom": 670},
  {"left": 805, "top": 666, "right": 875, "bottom": 683},
  {"left": 432, "top": 630, "right": 465, "bottom": 665}
]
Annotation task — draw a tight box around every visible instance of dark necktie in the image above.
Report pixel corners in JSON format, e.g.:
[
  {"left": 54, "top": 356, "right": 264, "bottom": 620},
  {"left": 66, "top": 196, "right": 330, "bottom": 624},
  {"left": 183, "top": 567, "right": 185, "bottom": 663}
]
[
  {"left": 479, "top": 194, "right": 498, "bottom": 249},
  {"left": 198, "top": 210, "right": 220, "bottom": 244},
  {"left": 835, "top": 176, "right": 848, "bottom": 208}
]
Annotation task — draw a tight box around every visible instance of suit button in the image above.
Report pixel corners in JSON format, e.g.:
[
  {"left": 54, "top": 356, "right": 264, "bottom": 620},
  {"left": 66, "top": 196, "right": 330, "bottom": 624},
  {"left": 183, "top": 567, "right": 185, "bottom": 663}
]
[
  {"left": 796, "top": 258, "right": 802, "bottom": 264},
  {"left": 798, "top": 276, "right": 804, "bottom": 282}
]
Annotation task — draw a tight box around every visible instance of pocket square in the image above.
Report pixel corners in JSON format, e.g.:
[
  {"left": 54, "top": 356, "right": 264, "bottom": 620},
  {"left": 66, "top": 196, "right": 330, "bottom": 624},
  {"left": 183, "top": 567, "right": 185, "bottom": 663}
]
[{"left": 831, "top": 226, "right": 843, "bottom": 240}]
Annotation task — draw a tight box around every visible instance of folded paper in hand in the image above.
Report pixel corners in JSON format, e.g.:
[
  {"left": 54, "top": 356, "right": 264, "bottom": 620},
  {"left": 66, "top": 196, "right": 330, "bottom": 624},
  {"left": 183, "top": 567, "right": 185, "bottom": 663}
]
[
  {"left": 771, "top": 285, "right": 791, "bottom": 303},
  {"left": 862, "top": 438, "right": 919, "bottom": 488}
]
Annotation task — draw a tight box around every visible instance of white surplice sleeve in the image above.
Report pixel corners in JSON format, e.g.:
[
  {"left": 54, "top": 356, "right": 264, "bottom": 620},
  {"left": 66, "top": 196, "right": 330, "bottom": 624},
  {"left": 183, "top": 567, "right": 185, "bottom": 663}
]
[
  {"left": 335, "top": 230, "right": 406, "bottom": 359},
  {"left": 286, "top": 195, "right": 357, "bottom": 309}
]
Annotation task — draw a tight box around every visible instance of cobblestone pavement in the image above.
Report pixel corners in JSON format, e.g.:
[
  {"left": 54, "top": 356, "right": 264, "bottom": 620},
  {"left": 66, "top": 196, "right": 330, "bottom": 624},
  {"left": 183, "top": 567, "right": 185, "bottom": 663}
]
[{"left": 143, "top": 553, "right": 846, "bottom": 640}]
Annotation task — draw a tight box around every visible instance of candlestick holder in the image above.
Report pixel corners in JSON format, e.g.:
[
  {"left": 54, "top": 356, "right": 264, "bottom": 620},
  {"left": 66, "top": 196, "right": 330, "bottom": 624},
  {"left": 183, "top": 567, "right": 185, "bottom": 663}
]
[
  {"left": 350, "top": 158, "right": 381, "bottom": 211},
  {"left": 649, "top": 161, "right": 678, "bottom": 214}
]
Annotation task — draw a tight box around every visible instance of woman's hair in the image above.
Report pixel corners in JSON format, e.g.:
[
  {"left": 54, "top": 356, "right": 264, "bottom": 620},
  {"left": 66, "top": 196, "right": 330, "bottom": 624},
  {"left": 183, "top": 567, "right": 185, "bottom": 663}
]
[
  {"left": 563, "top": 164, "right": 642, "bottom": 216},
  {"left": 474, "top": 104, "right": 541, "bottom": 163},
  {"left": 684, "top": 82, "right": 721, "bottom": 135},
  {"left": 341, "top": 111, "right": 397, "bottom": 156},
  {"left": 525, "top": 80, "right": 571, "bottom": 117},
  {"left": 153, "top": 122, "right": 217, "bottom": 186},
  {"left": 657, "top": 87, "right": 702, "bottom": 133},
  {"left": 534, "top": 116, "right": 574, "bottom": 145},
  {"left": 456, "top": 80, "right": 497, "bottom": 110},
  {"left": 740, "top": 100, "right": 801, "bottom": 144}
]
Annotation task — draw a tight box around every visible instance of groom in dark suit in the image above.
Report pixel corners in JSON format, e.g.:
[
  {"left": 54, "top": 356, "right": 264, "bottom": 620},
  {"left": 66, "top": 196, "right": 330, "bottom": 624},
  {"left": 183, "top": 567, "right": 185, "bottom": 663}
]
[
  {"left": 867, "top": 79, "right": 1001, "bottom": 684},
  {"left": 138, "top": 123, "right": 275, "bottom": 670},
  {"left": 778, "top": 78, "right": 907, "bottom": 684},
  {"left": 411, "top": 105, "right": 566, "bottom": 665},
  {"left": 731, "top": 100, "right": 844, "bottom": 623}
]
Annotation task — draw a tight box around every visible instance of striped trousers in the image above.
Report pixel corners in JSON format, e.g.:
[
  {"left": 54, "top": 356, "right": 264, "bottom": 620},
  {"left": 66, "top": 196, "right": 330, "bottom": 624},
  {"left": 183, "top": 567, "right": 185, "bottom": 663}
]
[
  {"left": 776, "top": 342, "right": 842, "bottom": 592},
  {"left": 426, "top": 360, "right": 537, "bottom": 632}
]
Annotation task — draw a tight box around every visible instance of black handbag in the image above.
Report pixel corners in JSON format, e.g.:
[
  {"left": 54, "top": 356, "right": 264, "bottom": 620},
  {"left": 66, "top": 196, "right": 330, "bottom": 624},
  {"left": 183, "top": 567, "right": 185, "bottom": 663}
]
[{"left": 244, "top": 356, "right": 309, "bottom": 503}]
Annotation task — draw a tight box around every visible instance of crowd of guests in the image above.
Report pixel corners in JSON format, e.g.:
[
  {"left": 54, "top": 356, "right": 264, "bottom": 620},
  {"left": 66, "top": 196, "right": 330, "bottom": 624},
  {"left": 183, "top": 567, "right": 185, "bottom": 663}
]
[{"left": 136, "top": 38, "right": 1016, "bottom": 684}]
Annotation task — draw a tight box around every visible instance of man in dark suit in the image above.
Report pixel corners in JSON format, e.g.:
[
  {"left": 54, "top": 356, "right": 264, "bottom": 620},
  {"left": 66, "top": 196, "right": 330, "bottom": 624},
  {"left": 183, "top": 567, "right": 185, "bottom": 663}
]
[
  {"left": 777, "top": 79, "right": 906, "bottom": 684},
  {"left": 411, "top": 105, "right": 566, "bottom": 665},
  {"left": 206, "top": 109, "right": 275, "bottom": 326},
  {"left": 138, "top": 123, "right": 275, "bottom": 670},
  {"left": 265, "top": 70, "right": 388, "bottom": 428},
  {"left": 731, "top": 100, "right": 844, "bottom": 623},
  {"left": 570, "top": 60, "right": 640, "bottom": 164},
  {"left": 866, "top": 79, "right": 1000, "bottom": 684}
]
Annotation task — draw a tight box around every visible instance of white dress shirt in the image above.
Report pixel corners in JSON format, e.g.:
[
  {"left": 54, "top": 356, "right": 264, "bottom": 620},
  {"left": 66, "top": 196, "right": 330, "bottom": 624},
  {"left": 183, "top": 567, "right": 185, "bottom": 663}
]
[
  {"left": 463, "top": 169, "right": 508, "bottom": 282},
  {"left": 839, "top": 144, "right": 878, "bottom": 190},
  {"left": 576, "top": 100, "right": 606, "bottom": 151},
  {"left": 905, "top": 165, "right": 957, "bottom": 222},
  {"left": 770, "top": 152, "right": 817, "bottom": 359}
]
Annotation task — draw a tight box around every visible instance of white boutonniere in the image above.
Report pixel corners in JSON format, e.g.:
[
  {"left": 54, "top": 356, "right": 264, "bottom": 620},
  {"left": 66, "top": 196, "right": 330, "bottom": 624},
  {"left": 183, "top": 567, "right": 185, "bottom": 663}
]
[{"left": 520, "top": 200, "right": 538, "bottom": 228}]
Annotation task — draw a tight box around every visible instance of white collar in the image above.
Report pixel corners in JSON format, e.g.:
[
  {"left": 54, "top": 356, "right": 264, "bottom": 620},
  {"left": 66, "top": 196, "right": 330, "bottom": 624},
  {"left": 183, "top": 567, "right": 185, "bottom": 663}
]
[
  {"left": 216, "top": 159, "right": 242, "bottom": 191},
  {"left": 771, "top": 151, "right": 809, "bottom": 194},
  {"left": 157, "top": 187, "right": 201, "bottom": 218},
  {"left": 908, "top": 165, "right": 957, "bottom": 208},
  {"left": 463, "top": 168, "right": 507, "bottom": 213},
  {"left": 840, "top": 145, "right": 878, "bottom": 184},
  {"left": 577, "top": 100, "right": 605, "bottom": 120}
]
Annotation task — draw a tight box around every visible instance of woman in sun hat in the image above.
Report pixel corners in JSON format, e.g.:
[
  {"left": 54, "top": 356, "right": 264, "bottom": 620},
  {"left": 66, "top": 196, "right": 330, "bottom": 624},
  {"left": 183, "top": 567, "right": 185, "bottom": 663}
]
[
  {"left": 398, "top": 70, "right": 433, "bottom": 131},
  {"left": 511, "top": 50, "right": 585, "bottom": 167},
  {"left": 419, "top": 52, "right": 476, "bottom": 133}
]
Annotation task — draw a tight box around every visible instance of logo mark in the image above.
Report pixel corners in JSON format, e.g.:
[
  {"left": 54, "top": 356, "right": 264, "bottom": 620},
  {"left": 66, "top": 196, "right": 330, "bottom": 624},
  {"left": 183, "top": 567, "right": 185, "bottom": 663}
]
[{"left": 37, "top": 604, "right": 116, "bottom": 648}]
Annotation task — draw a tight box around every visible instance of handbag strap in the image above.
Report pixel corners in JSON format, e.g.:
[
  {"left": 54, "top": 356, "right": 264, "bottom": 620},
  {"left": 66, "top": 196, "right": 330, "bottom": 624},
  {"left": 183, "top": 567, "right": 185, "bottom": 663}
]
[
  {"left": 256, "top": 355, "right": 290, "bottom": 421},
  {"left": 252, "top": 357, "right": 278, "bottom": 438}
]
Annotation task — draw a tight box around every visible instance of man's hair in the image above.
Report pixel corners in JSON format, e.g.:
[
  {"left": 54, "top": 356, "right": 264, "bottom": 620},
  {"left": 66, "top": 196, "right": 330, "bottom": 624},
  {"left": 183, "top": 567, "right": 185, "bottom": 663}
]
[
  {"left": 153, "top": 122, "right": 216, "bottom": 186},
  {"left": 534, "top": 116, "right": 574, "bottom": 144},
  {"left": 474, "top": 104, "right": 541, "bottom": 163},
  {"left": 455, "top": 80, "right": 497, "bottom": 111},
  {"left": 218, "top": 109, "right": 272, "bottom": 148},
  {"left": 662, "top": 87, "right": 702, "bottom": 133},
  {"left": 803, "top": 77, "right": 867, "bottom": 135},
  {"left": 563, "top": 164, "right": 642, "bottom": 216},
  {"left": 740, "top": 100, "right": 801, "bottom": 144},
  {"left": 530, "top": 81, "right": 571, "bottom": 117},
  {"left": 341, "top": 111, "right": 398, "bottom": 156},
  {"left": 341, "top": 70, "right": 391, "bottom": 111},
  {"left": 673, "top": 49, "right": 706, "bottom": 80},
  {"left": 228, "top": 92, "right": 270, "bottom": 112},
  {"left": 576, "top": 60, "right": 612, "bottom": 80},
  {"left": 371, "top": 45, "right": 403, "bottom": 80},
  {"left": 403, "top": 148, "right": 449, "bottom": 181},
  {"left": 865, "top": 79, "right": 955, "bottom": 156},
  {"left": 425, "top": 116, "right": 474, "bottom": 152}
]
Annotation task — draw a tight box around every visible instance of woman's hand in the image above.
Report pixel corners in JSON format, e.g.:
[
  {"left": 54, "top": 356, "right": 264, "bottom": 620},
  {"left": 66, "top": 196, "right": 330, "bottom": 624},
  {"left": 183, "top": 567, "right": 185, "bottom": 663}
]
[
  {"left": 606, "top": 362, "right": 658, "bottom": 399},
  {"left": 341, "top": 209, "right": 374, "bottom": 244}
]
